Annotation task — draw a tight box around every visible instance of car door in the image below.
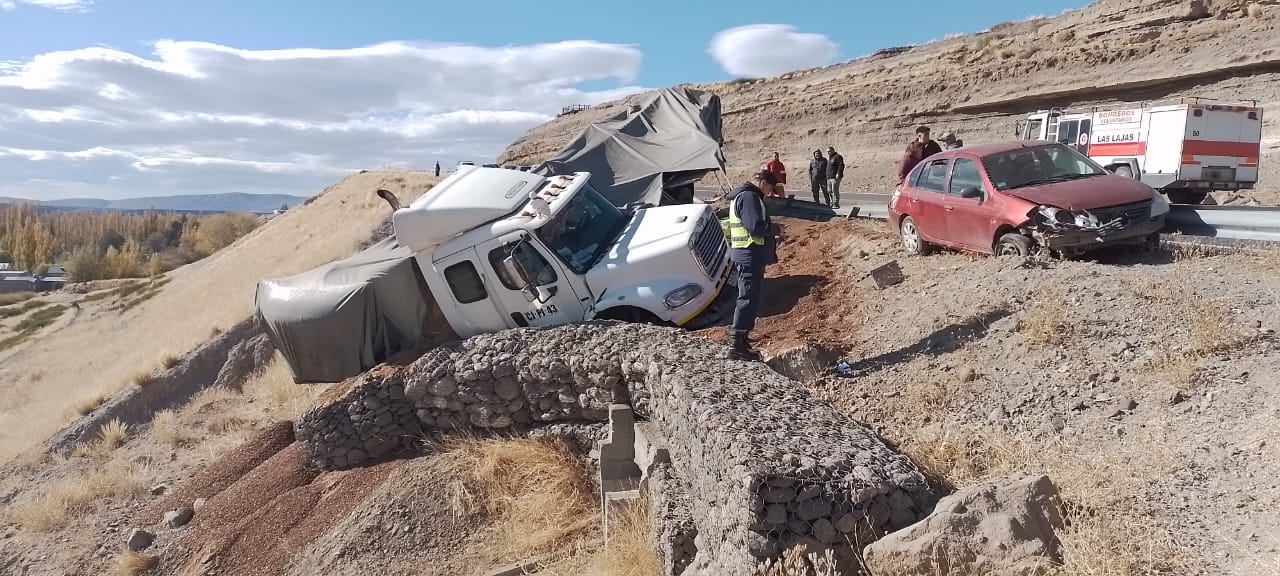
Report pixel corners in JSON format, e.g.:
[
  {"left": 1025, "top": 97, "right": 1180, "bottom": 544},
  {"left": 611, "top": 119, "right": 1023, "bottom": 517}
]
[
  {"left": 478, "top": 233, "right": 588, "bottom": 329},
  {"left": 942, "top": 157, "right": 1001, "bottom": 253},
  {"left": 907, "top": 158, "right": 952, "bottom": 243}
]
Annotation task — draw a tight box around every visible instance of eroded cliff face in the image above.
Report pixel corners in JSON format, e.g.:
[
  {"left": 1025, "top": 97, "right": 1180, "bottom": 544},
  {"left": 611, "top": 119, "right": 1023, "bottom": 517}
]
[{"left": 502, "top": 0, "right": 1280, "bottom": 200}]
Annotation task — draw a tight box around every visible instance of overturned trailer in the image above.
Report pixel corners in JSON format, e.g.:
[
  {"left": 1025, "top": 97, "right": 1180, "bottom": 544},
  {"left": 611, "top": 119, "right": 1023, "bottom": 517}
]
[{"left": 533, "top": 86, "right": 727, "bottom": 207}]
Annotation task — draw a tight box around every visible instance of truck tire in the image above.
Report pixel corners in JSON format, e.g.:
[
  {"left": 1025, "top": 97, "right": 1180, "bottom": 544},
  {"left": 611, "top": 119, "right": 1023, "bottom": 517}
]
[
  {"left": 995, "top": 233, "right": 1034, "bottom": 257},
  {"left": 596, "top": 306, "right": 667, "bottom": 326},
  {"left": 1166, "top": 189, "right": 1208, "bottom": 205}
]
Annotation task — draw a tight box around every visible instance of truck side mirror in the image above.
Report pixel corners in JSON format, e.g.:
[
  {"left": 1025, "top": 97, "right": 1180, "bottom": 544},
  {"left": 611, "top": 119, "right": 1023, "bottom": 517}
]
[
  {"left": 501, "top": 254, "right": 531, "bottom": 289},
  {"left": 520, "top": 284, "right": 557, "bottom": 304}
]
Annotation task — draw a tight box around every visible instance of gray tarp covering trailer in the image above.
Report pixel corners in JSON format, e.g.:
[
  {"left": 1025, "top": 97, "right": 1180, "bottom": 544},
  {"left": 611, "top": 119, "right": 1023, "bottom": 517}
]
[
  {"left": 534, "top": 86, "right": 726, "bottom": 207},
  {"left": 254, "top": 236, "right": 437, "bottom": 383}
]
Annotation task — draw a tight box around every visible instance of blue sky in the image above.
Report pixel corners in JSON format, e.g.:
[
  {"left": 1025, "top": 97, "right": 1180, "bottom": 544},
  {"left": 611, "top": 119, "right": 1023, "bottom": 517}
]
[{"left": 0, "top": 0, "right": 1087, "bottom": 200}]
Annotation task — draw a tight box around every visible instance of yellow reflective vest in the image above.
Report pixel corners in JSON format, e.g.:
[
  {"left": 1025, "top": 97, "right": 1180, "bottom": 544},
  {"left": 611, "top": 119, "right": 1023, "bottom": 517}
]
[{"left": 727, "top": 190, "right": 767, "bottom": 249}]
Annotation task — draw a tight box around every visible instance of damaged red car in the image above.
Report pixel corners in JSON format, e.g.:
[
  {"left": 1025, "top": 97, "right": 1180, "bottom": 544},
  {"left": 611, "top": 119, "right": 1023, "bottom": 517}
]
[{"left": 888, "top": 141, "right": 1170, "bottom": 257}]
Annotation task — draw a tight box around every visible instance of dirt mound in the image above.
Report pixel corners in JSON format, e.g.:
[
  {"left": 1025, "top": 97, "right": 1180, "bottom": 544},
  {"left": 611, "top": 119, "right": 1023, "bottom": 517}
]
[
  {"left": 694, "top": 216, "right": 898, "bottom": 356},
  {"left": 502, "top": 0, "right": 1280, "bottom": 203},
  {"left": 133, "top": 420, "right": 295, "bottom": 526}
]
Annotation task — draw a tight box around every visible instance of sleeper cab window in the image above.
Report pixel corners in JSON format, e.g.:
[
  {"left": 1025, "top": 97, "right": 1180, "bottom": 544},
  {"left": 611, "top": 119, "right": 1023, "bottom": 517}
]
[{"left": 444, "top": 260, "right": 487, "bottom": 304}]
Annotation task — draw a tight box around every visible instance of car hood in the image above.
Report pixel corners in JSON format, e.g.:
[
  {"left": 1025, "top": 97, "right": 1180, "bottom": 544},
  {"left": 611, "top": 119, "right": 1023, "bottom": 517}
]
[
  {"left": 1003, "top": 174, "right": 1154, "bottom": 210},
  {"left": 585, "top": 204, "right": 704, "bottom": 293}
]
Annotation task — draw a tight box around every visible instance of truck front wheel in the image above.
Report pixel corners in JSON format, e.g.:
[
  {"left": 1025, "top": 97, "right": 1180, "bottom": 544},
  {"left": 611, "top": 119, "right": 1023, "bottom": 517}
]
[
  {"left": 595, "top": 306, "right": 668, "bottom": 326},
  {"left": 1165, "top": 189, "right": 1208, "bottom": 205}
]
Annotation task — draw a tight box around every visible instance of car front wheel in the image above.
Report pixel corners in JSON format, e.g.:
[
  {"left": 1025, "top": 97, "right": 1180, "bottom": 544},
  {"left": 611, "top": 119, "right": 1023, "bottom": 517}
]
[
  {"left": 995, "top": 233, "right": 1034, "bottom": 257},
  {"left": 899, "top": 216, "right": 932, "bottom": 255}
]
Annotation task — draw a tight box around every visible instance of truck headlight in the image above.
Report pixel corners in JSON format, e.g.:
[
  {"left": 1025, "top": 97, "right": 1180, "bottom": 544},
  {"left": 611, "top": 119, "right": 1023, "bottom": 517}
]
[{"left": 663, "top": 283, "right": 703, "bottom": 309}]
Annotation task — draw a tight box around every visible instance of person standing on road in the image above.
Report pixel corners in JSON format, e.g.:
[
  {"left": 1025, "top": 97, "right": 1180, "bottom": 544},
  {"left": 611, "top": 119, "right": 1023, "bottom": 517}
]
[
  {"left": 764, "top": 152, "right": 788, "bottom": 198},
  {"left": 725, "top": 170, "right": 779, "bottom": 362},
  {"left": 434, "top": 161, "right": 441, "bottom": 177},
  {"left": 915, "top": 126, "right": 943, "bottom": 161},
  {"left": 826, "top": 146, "right": 845, "bottom": 209},
  {"left": 807, "top": 150, "right": 828, "bottom": 205}
]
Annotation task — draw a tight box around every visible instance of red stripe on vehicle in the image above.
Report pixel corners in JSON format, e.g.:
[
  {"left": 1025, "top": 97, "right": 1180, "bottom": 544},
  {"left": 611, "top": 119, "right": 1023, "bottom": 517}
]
[
  {"left": 1089, "top": 142, "right": 1146, "bottom": 156},
  {"left": 1182, "top": 140, "right": 1261, "bottom": 157},
  {"left": 1240, "top": 163, "right": 1259, "bottom": 168}
]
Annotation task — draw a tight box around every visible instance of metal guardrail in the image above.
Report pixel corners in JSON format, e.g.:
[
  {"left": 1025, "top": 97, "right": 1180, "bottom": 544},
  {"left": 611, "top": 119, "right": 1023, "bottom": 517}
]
[{"left": 1164, "top": 204, "right": 1280, "bottom": 243}]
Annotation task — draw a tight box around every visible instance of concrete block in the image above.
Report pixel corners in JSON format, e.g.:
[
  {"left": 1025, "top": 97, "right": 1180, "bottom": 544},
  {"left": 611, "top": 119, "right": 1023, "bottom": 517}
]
[{"left": 634, "top": 421, "right": 671, "bottom": 490}]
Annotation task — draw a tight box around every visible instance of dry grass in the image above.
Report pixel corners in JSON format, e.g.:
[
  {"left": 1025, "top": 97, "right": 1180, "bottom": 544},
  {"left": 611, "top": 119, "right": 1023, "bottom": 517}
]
[
  {"left": 1016, "top": 289, "right": 1073, "bottom": 348},
  {"left": 150, "top": 409, "right": 193, "bottom": 447},
  {"left": 890, "top": 419, "right": 1199, "bottom": 575},
  {"left": 0, "top": 172, "right": 438, "bottom": 465},
  {"left": 1248, "top": 2, "right": 1265, "bottom": 18},
  {"left": 108, "top": 551, "right": 158, "bottom": 576},
  {"left": 72, "top": 392, "right": 108, "bottom": 416},
  {"left": 426, "top": 435, "right": 598, "bottom": 558},
  {"left": 95, "top": 418, "right": 129, "bottom": 450},
  {"left": 588, "top": 501, "right": 662, "bottom": 576},
  {"left": 242, "top": 356, "right": 313, "bottom": 416},
  {"left": 0, "top": 291, "right": 36, "bottom": 306},
  {"left": 754, "top": 545, "right": 840, "bottom": 576},
  {"left": 4, "top": 457, "right": 145, "bottom": 531}
]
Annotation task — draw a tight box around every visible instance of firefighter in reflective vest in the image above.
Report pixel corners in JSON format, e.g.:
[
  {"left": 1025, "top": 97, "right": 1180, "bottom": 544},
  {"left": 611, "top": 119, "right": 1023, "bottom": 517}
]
[{"left": 725, "top": 170, "right": 780, "bottom": 361}]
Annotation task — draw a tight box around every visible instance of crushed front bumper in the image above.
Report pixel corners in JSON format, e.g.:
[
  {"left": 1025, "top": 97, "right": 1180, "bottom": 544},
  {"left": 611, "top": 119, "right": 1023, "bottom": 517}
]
[{"left": 1033, "top": 216, "right": 1165, "bottom": 250}]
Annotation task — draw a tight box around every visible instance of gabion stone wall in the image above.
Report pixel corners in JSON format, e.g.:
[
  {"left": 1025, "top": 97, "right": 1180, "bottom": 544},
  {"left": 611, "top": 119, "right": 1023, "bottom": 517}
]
[
  {"left": 293, "top": 321, "right": 936, "bottom": 573},
  {"left": 294, "top": 364, "right": 420, "bottom": 470},
  {"left": 647, "top": 360, "right": 938, "bottom": 575},
  {"left": 647, "top": 462, "right": 699, "bottom": 576}
]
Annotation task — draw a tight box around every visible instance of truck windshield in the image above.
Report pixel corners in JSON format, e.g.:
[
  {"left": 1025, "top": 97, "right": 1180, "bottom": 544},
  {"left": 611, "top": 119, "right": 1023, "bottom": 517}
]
[
  {"left": 983, "top": 144, "right": 1107, "bottom": 191},
  {"left": 535, "top": 184, "right": 627, "bottom": 274}
]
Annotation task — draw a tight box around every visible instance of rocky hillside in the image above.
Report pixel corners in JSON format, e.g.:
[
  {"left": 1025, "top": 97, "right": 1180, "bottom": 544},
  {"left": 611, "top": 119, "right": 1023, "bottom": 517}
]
[{"left": 502, "top": 0, "right": 1280, "bottom": 202}]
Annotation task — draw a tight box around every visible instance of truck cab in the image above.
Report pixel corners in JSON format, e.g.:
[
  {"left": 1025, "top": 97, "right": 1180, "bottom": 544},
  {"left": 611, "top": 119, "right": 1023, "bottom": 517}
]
[{"left": 392, "top": 166, "right": 733, "bottom": 337}]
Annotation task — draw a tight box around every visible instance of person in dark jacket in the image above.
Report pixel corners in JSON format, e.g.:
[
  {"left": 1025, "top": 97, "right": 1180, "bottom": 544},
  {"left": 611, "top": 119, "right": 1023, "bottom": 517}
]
[
  {"left": 899, "top": 141, "right": 925, "bottom": 181},
  {"left": 915, "top": 126, "right": 943, "bottom": 161},
  {"left": 725, "top": 170, "right": 779, "bottom": 361},
  {"left": 434, "top": 161, "right": 441, "bottom": 177},
  {"left": 807, "top": 150, "right": 828, "bottom": 205},
  {"left": 825, "top": 146, "right": 845, "bottom": 209}
]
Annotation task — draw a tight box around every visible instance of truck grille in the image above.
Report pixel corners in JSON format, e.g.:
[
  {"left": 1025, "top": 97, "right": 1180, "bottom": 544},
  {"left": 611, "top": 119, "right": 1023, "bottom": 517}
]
[
  {"left": 1091, "top": 199, "right": 1152, "bottom": 226},
  {"left": 692, "top": 215, "right": 728, "bottom": 278}
]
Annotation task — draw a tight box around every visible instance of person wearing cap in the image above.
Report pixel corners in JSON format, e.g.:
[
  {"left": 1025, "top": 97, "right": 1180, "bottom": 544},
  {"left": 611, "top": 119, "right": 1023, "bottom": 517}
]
[
  {"left": 724, "top": 170, "right": 779, "bottom": 361},
  {"left": 940, "top": 132, "right": 964, "bottom": 150},
  {"left": 807, "top": 149, "right": 828, "bottom": 205}
]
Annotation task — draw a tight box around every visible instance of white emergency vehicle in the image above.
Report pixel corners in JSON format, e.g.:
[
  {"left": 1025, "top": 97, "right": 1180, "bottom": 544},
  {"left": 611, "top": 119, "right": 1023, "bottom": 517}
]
[{"left": 1015, "top": 99, "right": 1263, "bottom": 204}]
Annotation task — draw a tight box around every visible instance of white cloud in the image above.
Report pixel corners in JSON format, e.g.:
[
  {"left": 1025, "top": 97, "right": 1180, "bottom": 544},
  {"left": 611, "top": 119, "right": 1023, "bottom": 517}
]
[
  {"left": 0, "top": 39, "right": 647, "bottom": 200},
  {"left": 1, "top": 0, "right": 93, "bottom": 12},
  {"left": 707, "top": 24, "right": 838, "bottom": 79}
]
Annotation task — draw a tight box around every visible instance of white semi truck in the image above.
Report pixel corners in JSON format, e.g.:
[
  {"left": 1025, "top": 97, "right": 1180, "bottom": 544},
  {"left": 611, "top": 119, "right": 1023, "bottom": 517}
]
[
  {"left": 385, "top": 165, "right": 735, "bottom": 336},
  {"left": 1015, "top": 99, "right": 1264, "bottom": 204}
]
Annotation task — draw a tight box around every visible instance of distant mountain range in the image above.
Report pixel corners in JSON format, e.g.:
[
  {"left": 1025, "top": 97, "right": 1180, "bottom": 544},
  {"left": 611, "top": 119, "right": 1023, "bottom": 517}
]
[{"left": 0, "top": 192, "right": 311, "bottom": 214}]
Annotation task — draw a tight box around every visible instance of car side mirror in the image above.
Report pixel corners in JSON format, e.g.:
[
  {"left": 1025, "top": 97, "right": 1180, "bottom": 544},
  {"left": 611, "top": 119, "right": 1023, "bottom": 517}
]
[{"left": 960, "top": 187, "right": 983, "bottom": 200}]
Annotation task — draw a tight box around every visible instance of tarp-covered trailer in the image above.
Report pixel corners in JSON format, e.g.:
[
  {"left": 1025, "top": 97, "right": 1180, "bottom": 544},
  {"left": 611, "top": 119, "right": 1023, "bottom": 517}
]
[
  {"left": 534, "top": 86, "right": 727, "bottom": 207},
  {"left": 254, "top": 235, "right": 457, "bottom": 383}
]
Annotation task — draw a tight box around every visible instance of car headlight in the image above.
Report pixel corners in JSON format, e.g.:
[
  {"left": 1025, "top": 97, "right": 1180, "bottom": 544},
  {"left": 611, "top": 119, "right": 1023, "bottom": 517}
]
[
  {"left": 1150, "top": 191, "right": 1170, "bottom": 218},
  {"left": 663, "top": 283, "right": 703, "bottom": 309},
  {"left": 1037, "top": 205, "right": 1075, "bottom": 225}
]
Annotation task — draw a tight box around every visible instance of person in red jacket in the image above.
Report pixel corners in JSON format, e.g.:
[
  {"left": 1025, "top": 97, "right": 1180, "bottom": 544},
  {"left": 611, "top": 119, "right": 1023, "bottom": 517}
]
[
  {"left": 763, "top": 152, "right": 787, "bottom": 198},
  {"left": 899, "top": 141, "right": 925, "bottom": 181}
]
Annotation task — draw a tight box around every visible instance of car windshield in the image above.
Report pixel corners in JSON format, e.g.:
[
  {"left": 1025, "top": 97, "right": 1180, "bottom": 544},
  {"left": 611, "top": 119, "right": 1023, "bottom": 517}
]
[
  {"left": 981, "top": 144, "right": 1107, "bottom": 191},
  {"left": 535, "top": 184, "right": 627, "bottom": 274}
]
